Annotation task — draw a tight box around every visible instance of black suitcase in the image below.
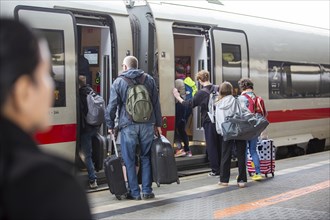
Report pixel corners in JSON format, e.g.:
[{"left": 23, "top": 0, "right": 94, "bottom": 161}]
[
  {"left": 104, "top": 134, "right": 127, "bottom": 200},
  {"left": 92, "top": 132, "right": 106, "bottom": 172},
  {"left": 151, "top": 134, "right": 180, "bottom": 187}
]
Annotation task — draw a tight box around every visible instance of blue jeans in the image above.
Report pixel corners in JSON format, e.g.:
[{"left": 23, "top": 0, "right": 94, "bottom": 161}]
[
  {"left": 247, "top": 137, "right": 260, "bottom": 174},
  {"left": 80, "top": 128, "right": 98, "bottom": 182},
  {"left": 121, "top": 124, "right": 154, "bottom": 197}
]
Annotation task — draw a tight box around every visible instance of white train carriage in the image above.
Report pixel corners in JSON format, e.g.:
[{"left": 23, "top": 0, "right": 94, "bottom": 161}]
[
  {"left": 130, "top": 1, "right": 330, "bottom": 152},
  {"left": 1, "top": 0, "right": 329, "bottom": 166}
]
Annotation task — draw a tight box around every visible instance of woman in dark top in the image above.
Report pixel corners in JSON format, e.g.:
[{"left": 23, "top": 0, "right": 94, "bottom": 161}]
[
  {"left": 173, "top": 70, "right": 222, "bottom": 177},
  {"left": 0, "top": 19, "right": 91, "bottom": 219}
]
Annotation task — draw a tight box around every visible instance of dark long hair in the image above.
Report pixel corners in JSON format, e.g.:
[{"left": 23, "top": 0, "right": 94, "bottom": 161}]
[{"left": 0, "top": 19, "right": 41, "bottom": 108}]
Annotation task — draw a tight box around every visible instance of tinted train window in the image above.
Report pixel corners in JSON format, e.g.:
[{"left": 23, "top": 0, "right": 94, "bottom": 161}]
[
  {"left": 39, "top": 30, "right": 66, "bottom": 107},
  {"left": 269, "top": 60, "right": 330, "bottom": 99},
  {"left": 222, "top": 44, "right": 241, "bottom": 95},
  {"left": 321, "top": 64, "right": 330, "bottom": 97}
]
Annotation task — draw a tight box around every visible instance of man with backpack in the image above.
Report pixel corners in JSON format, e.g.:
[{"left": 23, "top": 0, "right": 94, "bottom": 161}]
[
  {"left": 105, "top": 56, "right": 162, "bottom": 200},
  {"left": 238, "top": 78, "right": 267, "bottom": 181},
  {"left": 173, "top": 70, "right": 222, "bottom": 177},
  {"left": 79, "top": 75, "right": 105, "bottom": 189}
]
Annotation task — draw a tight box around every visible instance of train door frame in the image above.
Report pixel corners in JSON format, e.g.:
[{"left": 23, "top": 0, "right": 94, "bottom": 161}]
[
  {"left": 210, "top": 27, "right": 250, "bottom": 95},
  {"left": 172, "top": 24, "right": 211, "bottom": 142},
  {"left": 71, "top": 12, "right": 117, "bottom": 170},
  {"left": 15, "top": 6, "right": 78, "bottom": 161},
  {"left": 74, "top": 19, "right": 114, "bottom": 136},
  {"left": 15, "top": 6, "right": 118, "bottom": 165}
]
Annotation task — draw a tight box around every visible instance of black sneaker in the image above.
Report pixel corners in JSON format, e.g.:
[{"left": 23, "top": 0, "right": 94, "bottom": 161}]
[
  {"left": 208, "top": 172, "right": 220, "bottom": 177},
  {"left": 142, "top": 192, "right": 155, "bottom": 200},
  {"left": 126, "top": 194, "right": 141, "bottom": 200}
]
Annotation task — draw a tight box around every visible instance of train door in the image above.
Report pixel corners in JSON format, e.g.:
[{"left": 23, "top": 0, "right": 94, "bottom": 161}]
[
  {"left": 75, "top": 18, "right": 113, "bottom": 136},
  {"left": 210, "top": 28, "right": 249, "bottom": 94},
  {"left": 173, "top": 24, "right": 209, "bottom": 143},
  {"left": 15, "top": 6, "right": 77, "bottom": 160}
]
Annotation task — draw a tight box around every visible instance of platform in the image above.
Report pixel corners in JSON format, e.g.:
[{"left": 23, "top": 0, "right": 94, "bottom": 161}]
[{"left": 88, "top": 151, "right": 330, "bottom": 220}]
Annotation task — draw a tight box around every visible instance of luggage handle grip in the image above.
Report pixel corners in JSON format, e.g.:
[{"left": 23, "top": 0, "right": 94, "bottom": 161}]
[{"left": 110, "top": 133, "right": 119, "bottom": 157}]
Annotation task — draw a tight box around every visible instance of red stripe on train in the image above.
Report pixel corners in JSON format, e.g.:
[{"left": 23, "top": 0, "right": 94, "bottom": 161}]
[
  {"left": 267, "top": 108, "right": 330, "bottom": 123},
  {"left": 34, "top": 108, "right": 329, "bottom": 145},
  {"left": 34, "top": 124, "right": 77, "bottom": 145}
]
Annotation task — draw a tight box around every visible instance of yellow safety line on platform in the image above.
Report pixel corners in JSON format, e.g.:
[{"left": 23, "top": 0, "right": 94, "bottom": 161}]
[{"left": 213, "top": 180, "right": 330, "bottom": 219}]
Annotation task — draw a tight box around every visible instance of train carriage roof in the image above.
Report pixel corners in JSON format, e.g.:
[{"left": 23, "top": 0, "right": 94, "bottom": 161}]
[
  {"left": 0, "top": 0, "right": 130, "bottom": 18},
  {"left": 146, "top": 0, "right": 329, "bottom": 32}
]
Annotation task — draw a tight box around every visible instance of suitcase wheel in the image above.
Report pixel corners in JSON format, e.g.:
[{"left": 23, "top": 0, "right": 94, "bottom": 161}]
[
  {"left": 115, "top": 194, "right": 127, "bottom": 200},
  {"left": 176, "top": 179, "right": 180, "bottom": 184}
]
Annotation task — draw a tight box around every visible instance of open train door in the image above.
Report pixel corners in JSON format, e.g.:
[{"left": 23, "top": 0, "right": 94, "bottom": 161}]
[
  {"left": 15, "top": 6, "right": 77, "bottom": 160},
  {"left": 210, "top": 28, "right": 249, "bottom": 95}
]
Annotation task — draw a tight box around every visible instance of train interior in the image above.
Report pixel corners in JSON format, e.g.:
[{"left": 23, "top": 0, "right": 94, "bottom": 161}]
[
  {"left": 173, "top": 27, "right": 210, "bottom": 163},
  {"left": 76, "top": 21, "right": 112, "bottom": 169},
  {"left": 77, "top": 24, "right": 111, "bottom": 101}
]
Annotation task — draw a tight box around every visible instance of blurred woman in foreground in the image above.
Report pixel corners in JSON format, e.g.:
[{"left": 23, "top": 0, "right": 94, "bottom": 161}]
[{"left": 0, "top": 19, "right": 91, "bottom": 219}]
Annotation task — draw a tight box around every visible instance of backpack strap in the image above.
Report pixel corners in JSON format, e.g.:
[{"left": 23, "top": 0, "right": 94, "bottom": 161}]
[
  {"left": 84, "top": 86, "right": 94, "bottom": 96},
  {"left": 120, "top": 75, "right": 134, "bottom": 86},
  {"left": 242, "top": 93, "right": 253, "bottom": 101},
  {"left": 201, "top": 87, "right": 210, "bottom": 94},
  {"left": 202, "top": 84, "right": 219, "bottom": 94},
  {"left": 137, "top": 73, "right": 147, "bottom": 85},
  {"left": 242, "top": 93, "right": 256, "bottom": 112}
]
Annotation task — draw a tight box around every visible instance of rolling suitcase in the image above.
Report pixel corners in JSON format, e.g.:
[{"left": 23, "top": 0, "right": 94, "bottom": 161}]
[
  {"left": 151, "top": 134, "right": 180, "bottom": 187},
  {"left": 247, "top": 139, "right": 275, "bottom": 177},
  {"left": 104, "top": 134, "right": 127, "bottom": 200},
  {"left": 92, "top": 132, "right": 106, "bottom": 172}
]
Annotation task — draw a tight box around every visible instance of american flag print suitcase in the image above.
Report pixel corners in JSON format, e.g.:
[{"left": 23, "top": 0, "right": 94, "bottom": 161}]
[{"left": 247, "top": 139, "right": 275, "bottom": 177}]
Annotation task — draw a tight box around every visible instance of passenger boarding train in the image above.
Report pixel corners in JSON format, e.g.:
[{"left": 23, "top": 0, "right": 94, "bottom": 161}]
[{"left": 1, "top": 1, "right": 329, "bottom": 164}]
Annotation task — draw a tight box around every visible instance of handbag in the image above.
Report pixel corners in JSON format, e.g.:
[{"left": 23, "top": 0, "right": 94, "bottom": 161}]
[{"left": 221, "top": 99, "right": 269, "bottom": 141}]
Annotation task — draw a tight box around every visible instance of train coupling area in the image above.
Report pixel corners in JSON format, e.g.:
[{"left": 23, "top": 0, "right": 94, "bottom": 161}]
[{"left": 89, "top": 151, "right": 330, "bottom": 220}]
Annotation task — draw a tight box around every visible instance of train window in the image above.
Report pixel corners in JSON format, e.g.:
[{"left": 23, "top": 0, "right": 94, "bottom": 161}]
[
  {"left": 290, "top": 65, "right": 321, "bottom": 98},
  {"left": 222, "top": 44, "right": 242, "bottom": 95},
  {"left": 321, "top": 64, "right": 330, "bottom": 97},
  {"left": 39, "top": 30, "right": 66, "bottom": 107},
  {"left": 269, "top": 60, "right": 330, "bottom": 99}
]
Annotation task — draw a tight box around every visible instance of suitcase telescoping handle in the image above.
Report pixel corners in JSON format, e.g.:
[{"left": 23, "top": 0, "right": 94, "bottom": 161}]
[{"left": 110, "top": 133, "right": 119, "bottom": 157}]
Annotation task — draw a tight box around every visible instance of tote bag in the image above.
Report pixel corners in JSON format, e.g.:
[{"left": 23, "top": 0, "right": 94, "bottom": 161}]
[{"left": 221, "top": 99, "right": 269, "bottom": 141}]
